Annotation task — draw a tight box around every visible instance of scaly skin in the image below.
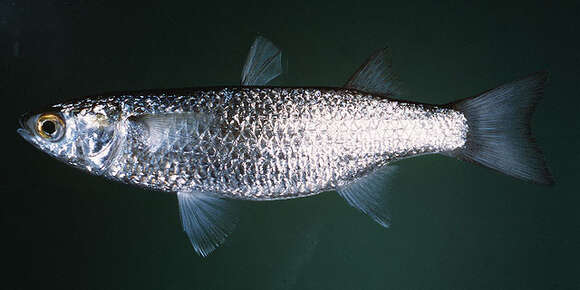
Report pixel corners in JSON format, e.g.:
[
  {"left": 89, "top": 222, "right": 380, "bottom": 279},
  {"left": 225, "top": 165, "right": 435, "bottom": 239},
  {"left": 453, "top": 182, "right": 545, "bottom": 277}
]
[{"left": 77, "top": 87, "right": 469, "bottom": 200}]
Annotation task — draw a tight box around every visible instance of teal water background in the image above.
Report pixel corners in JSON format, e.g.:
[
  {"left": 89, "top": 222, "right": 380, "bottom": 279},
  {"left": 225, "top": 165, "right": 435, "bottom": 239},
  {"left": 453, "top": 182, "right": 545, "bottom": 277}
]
[{"left": 2, "top": 1, "right": 579, "bottom": 289}]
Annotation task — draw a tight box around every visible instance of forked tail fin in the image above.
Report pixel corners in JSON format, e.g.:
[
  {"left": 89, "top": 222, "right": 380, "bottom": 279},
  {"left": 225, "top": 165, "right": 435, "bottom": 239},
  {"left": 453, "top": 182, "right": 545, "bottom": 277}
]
[{"left": 447, "top": 72, "right": 554, "bottom": 185}]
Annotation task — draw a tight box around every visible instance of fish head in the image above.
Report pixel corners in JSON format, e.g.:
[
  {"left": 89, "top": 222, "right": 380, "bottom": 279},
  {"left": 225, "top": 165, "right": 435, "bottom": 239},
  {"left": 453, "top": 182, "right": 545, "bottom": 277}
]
[{"left": 18, "top": 99, "right": 124, "bottom": 174}]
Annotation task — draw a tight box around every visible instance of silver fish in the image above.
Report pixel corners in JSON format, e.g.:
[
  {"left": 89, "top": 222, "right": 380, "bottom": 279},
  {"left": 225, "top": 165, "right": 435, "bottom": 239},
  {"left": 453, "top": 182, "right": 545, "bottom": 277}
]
[{"left": 17, "top": 37, "right": 554, "bottom": 256}]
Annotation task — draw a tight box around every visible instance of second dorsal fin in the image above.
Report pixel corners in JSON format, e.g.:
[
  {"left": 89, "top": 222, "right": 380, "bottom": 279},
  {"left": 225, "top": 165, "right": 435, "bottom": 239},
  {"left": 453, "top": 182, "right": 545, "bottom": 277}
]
[{"left": 344, "top": 47, "right": 403, "bottom": 96}]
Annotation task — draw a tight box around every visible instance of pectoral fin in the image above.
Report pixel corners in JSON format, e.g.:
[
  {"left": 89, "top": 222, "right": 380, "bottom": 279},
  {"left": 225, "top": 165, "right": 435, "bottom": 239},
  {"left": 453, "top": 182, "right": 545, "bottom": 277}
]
[
  {"left": 241, "top": 36, "right": 282, "bottom": 86},
  {"left": 177, "top": 191, "right": 238, "bottom": 257},
  {"left": 129, "top": 112, "right": 212, "bottom": 153},
  {"left": 336, "top": 166, "right": 397, "bottom": 228}
]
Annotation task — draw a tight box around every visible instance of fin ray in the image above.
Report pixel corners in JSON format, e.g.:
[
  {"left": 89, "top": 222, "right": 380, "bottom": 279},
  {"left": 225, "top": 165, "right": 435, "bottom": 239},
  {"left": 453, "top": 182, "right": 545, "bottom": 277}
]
[
  {"left": 447, "top": 72, "right": 554, "bottom": 185},
  {"left": 344, "top": 47, "right": 403, "bottom": 96},
  {"left": 130, "top": 113, "right": 212, "bottom": 153},
  {"left": 241, "top": 36, "right": 282, "bottom": 86},
  {"left": 337, "top": 166, "right": 397, "bottom": 228},
  {"left": 177, "top": 191, "right": 238, "bottom": 257}
]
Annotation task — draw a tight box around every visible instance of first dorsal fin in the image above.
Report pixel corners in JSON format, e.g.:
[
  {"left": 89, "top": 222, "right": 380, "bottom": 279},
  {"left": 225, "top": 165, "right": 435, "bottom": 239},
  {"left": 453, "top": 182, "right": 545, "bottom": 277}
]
[
  {"left": 241, "top": 36, "right": 282, "bottom": 86},
  {"left": 344, "top": 47, "right": 403, "bottom": 96}
]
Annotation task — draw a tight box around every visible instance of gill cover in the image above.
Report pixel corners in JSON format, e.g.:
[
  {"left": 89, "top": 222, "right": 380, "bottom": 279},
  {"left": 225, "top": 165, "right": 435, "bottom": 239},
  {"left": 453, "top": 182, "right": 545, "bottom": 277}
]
[{"left": 74, "top": 108, "right": 124, "bottom": 174}]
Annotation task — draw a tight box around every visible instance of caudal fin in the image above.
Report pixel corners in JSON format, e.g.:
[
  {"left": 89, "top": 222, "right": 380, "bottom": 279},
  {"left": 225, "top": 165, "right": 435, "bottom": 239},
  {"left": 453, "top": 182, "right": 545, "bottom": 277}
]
[{"left": 447, "top": 72, "right": 554, "bottom": 185}]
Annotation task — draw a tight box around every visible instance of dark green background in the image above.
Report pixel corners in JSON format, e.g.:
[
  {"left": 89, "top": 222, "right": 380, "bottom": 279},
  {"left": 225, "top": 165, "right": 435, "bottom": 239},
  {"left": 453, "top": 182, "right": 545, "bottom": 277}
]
[{"left": 2, "top": 0, "right": 579, "bottom": 289}]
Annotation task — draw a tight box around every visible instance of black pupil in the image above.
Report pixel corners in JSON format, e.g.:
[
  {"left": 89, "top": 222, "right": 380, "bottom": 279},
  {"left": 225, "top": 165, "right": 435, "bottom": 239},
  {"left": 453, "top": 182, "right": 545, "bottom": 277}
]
[{"left": 41, "top": 120, "right": 56, "bottom": 135}]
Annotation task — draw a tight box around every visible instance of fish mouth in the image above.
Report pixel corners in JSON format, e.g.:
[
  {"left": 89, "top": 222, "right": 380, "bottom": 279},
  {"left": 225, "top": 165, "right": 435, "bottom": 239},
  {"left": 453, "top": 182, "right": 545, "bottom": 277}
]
[
  {"left": 17, "top": 112, "right": 35, "bottom": 144},
  {"left": 19, "top": 112, "right": 29, "bottom": 128},
  {"left": 17, "top": 127, "right": 34, "bottom": 143}
]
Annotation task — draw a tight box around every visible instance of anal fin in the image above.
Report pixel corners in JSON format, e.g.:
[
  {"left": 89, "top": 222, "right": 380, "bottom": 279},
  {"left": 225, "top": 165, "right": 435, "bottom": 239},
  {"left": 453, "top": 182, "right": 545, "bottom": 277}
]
[
  {"left": 177, "top": 191, "right": 238, "bottom": 257},
  {"left": 336, "top": 166, "right": 397, "bottom": 228}
]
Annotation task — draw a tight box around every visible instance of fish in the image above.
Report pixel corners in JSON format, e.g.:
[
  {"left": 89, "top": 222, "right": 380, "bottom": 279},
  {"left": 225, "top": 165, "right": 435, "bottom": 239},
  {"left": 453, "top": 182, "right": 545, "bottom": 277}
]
[{"left": 17, "top": 36, "right": 554, "bottom": 257}]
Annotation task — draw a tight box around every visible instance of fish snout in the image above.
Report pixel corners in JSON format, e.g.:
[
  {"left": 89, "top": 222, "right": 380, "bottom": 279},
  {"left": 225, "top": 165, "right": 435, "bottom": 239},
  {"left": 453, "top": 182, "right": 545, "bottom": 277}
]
[
  {"left": 19, "top": 112, "right": 32, "bottom": 129},
  {"left": 17, "top": 112, "right": 35, "bottom": 142}
]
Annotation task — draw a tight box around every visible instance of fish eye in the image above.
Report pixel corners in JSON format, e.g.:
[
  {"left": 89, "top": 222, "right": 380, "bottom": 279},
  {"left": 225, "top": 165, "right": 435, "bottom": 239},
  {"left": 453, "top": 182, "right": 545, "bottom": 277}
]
[{"left": 35, "top": 113, "right": 65, "bottom": 141}]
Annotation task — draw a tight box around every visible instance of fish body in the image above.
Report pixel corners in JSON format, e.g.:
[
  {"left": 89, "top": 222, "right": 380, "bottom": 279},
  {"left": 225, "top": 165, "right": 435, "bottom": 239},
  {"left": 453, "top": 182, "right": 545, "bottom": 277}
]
[
  {"left": 63, "top": 87, "right": 465, "bottom": 200},
  {"left": 18, "top": 37, "right": 553, "bottom": 256}
]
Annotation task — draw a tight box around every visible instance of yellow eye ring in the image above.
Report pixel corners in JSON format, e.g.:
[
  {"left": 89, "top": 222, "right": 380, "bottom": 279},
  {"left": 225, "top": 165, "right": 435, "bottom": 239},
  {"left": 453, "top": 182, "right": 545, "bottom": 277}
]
[{"left": 36, "top": 113, "right": 65, "bottom": 141}]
